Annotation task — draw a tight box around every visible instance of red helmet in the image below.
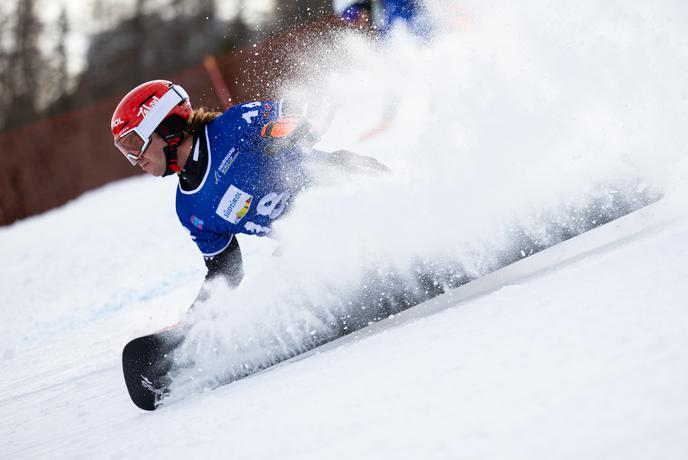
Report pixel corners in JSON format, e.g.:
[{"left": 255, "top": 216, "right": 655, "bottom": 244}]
[{"left": 111, "top": 80, "right": 192, "bottom": 166}]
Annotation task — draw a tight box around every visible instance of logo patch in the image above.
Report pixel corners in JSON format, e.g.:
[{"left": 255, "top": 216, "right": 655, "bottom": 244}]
[
  {"left": 137, "top": 96, "right": 160, "bottom": 118},
  {"left": 111, "top": 117, "right": 125, "bottom": 129},
  {"left": 216, "top": 185, "right": 252, "bottom": 224},
  {"left": 218, "top": 148, "right": 239, "bottom": 175},
  {"left": 190, "top": 215, "right": 204, "bottom": 230}
]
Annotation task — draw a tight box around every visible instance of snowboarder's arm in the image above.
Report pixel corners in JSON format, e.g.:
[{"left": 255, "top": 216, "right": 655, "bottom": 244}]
[
  {"left": 177, "top": 206, "right": 243, "bottom": 285},
  {"left": 203, "top": 235, "right": 243, "bottom": 287},
  {"left": 190, "top": 236, "right": 244, "bottom": 309},
  {"left": 257, "top": 96, "right": 335, "bottom": 154},
  {"left": 203, "top": 235, "right": 243, "bottom": 285}
]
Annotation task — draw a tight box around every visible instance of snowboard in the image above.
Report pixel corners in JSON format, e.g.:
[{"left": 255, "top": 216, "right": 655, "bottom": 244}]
[{"left": 121, "top": 324, "right": 186, "bottom": 411}]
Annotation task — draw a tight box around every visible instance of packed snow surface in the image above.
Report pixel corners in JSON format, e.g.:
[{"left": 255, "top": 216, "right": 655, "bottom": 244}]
[{"left": 2, "top": 0, "right": 688, "bottom": 458}]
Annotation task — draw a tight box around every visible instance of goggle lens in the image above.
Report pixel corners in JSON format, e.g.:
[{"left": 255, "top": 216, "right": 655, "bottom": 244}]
[
  {"left": 115, "top": 130, "right": 150, "bottom": 165},
  {"left": 114, "top": 84, "right": 188, "bottom": 166}
]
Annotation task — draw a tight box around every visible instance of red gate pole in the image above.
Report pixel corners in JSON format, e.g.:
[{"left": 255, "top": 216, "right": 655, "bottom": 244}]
[{"left": 203, "top": 55, "right": 232, "bottom": 110}]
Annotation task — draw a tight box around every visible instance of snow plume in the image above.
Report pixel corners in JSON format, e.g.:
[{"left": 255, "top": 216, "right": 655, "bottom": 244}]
[{"left": 168, "top": 0, "right": 686, "bottom": 399}]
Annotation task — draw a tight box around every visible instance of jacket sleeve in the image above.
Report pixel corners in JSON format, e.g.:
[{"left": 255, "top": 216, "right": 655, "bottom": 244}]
[
  {"left": 190, "top": 236, "right": 244, "bottom": 309},
  {"left": 203, "top": 235, "right": 243, "bottom": 287}
]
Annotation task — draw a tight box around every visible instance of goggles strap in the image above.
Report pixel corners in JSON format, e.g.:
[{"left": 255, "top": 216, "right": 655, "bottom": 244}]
[{"left": 137, "top": 85, "right": 189, "bottom": 140}]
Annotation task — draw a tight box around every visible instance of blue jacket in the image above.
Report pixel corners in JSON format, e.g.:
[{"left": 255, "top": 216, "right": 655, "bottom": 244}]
[{"left": 175, "top": 101, "right": 309, "bottom": 257}]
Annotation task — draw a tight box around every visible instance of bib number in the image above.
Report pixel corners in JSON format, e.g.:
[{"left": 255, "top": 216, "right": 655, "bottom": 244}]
[{"left": 244, "top": 191, "right": 291, "bottom": 234}]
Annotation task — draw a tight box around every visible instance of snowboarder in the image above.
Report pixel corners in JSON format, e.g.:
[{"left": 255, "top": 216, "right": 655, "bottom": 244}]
[
  {"left": 333, "top": 0, "right": 431, "bottom": 38},
  {"left": 111, "top": 80, "right": 383, "bottom": 303}
]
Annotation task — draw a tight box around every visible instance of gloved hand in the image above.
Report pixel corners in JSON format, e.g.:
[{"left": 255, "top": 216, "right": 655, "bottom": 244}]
[{"left": 260, "top": 116, "right": 320, "bottom": 154}]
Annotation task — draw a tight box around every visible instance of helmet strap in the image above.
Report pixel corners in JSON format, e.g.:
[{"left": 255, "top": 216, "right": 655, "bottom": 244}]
[
  {"left": 163, "top": 143, "right": 181, "bottom": 176},
  {"left": 156, "top": 115, "right": 186, "bottom": 177}
]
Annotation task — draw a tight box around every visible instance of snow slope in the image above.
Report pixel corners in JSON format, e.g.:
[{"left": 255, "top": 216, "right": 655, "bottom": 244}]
[
  {"left": 2, "top": 180, "right": 688, "bottom": 460},
  {"left": 3, "top": 0, "right": 688, "bottom": 458}
]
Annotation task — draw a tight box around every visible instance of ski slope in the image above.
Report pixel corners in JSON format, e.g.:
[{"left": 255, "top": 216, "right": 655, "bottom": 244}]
[
  {"left": 3, "top": 1, "right": 688, "bottom": 458},
  {"left": 2, "top": 178, "right": 688, "bottom": 459}
]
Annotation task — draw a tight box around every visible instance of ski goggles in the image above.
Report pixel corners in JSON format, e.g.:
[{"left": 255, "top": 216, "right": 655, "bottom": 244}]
[{"left": 114, "top": 84, "right": 189, "bottom": 165}]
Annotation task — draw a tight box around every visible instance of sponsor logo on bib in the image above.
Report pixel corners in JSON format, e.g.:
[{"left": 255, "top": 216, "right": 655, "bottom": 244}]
[
  {"left": 218, "top": 148, "right": 239, "bottom": 175},
  {"left": 190, "top": 215, "right": 204, "bottom": 230},
  {"left": 216, "top": 185, "right": 252, "bottom": 224}
]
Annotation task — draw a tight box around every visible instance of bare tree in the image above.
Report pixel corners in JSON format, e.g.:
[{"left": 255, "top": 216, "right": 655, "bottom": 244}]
[
  {"left": 0, "top": 4, "right": 10, "bottom": 130},
  {"left": 42, "top": 5, "right": 73, "bottom": 116},
  {"left": 92, "top": 0, "right": 119, "bottom": 33},
  {"left": 133, "top": 0, "right": 150, "bottom": 70},
  {"left": 54, "top": 7, "right": 70, "bottom": 98},
  {"left": 5, "top": 0, "right": 43, "bottom": 129},
  {"left": 223, "top": 0, "right": 251, "bottom": 50}
]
